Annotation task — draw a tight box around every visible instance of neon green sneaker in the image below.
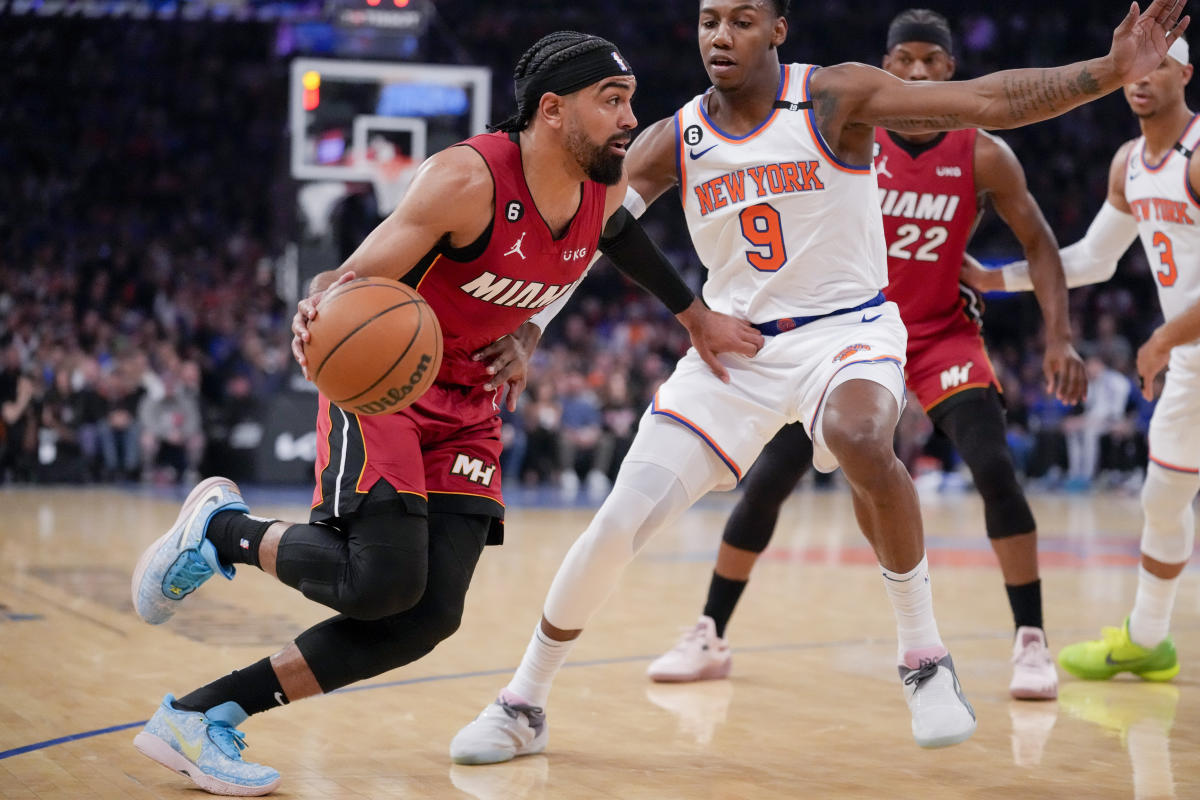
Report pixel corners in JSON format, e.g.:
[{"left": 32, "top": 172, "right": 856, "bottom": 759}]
[{"left": 1058, "top": 618, "right": 1180, "bottom": 682}]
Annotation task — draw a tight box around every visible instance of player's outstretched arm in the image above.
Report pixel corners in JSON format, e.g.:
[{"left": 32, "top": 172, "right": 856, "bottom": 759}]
[
  {"left": 291, "top": 146, "right": 493, "bottom": 376},
  {"left": 976, "top": 132, "right": 1086, "bottom": 403},
  {"left": 985, "top": 141, "right": 1140, "bottom": 296},
  {"left": 822, "top": 0, "right": 1189, "bottom": 134}
]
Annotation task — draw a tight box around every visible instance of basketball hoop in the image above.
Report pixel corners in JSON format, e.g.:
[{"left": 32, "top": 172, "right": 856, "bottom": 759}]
[{"left": 368, "top": 153, "right": 418, "bottom": 215}]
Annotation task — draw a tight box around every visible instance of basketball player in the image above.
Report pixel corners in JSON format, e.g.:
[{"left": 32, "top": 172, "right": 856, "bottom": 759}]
[
  {"left": 127, "top": 32, "right": 761, "bottom": 796},
  {"left": 964, "top": 35, "right": 1198, "bottom": 685},
  {"left": 449, "top": 0, "right": 1188, "bottom": 762},
  {"left": 643, "top": 9, "right": 1087, "bottom": 703}
]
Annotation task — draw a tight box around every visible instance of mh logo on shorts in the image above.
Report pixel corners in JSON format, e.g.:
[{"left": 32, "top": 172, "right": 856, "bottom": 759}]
[
  {"left": 833, "top": 343, "right": 870, "bottom": 362},
  {"left": 451, "top": 454, "right": 496, "bottom": 486},
  {"left": 940, "top": 361, "right": 974, "bottom": 390}
]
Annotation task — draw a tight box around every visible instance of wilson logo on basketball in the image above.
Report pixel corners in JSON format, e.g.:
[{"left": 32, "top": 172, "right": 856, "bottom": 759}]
[
  {"left": 352, "top": 354, "right": 433, "bottom": 415},
  {"left": 832, "top": 344, "right": 870, "bottom": 362}
]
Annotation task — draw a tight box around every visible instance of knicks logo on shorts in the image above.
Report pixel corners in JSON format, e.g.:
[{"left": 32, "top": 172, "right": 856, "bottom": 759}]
[{"left": 833, "top": 344, "right": 871, "bottom": 362}]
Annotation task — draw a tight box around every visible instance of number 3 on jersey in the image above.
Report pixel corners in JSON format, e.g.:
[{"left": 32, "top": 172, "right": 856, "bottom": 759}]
[
  {"left": 739, "top": 203, "right": 787, "bottom": 271},
  {"left": 1153, "top": 231, "right": 1178, "bottom": 287}
]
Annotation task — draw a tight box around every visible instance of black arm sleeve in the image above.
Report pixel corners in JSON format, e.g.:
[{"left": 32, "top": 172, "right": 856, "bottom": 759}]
[{"left": 597, "top": 206, "right": 695, "bottom": 315}]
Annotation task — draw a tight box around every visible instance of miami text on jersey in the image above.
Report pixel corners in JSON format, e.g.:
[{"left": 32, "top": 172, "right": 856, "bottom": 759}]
[
  {"left": 693, "top": 161, "right": 825, "bottom": 216},
  {"left": 879, "top": 190, "right": 962, "bottom": 222},
  {"left": 459, "top": 271, "right": 577, "bottom": 309}
]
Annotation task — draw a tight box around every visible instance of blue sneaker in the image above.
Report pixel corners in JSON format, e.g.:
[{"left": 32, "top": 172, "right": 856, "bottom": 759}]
[
  {"left": 131, "top": 476, "right": 245, "bottom": 624},
  {"left": 133, "top": 694, "right": 281, "bottom": 796}
]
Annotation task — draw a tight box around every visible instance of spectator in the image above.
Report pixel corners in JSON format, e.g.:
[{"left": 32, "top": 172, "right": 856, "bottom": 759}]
[
  {"left": 138, "top": 366, "right": 204, "bottom": 485},
  {"left": 1062, "top": 355, "right": 1135, "bottom": 491}
]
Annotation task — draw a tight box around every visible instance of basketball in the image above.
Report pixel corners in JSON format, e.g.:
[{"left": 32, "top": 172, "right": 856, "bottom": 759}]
[{"left": 305, "top": 277, "right": 443, "bottom": 415}]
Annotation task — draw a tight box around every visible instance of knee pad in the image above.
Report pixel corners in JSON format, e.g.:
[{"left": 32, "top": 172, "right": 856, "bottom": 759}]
[
  {"left": 1140, "top": 464, "right": 1199, "bottom": 564},
  {"left": 281, "top": 511, "right": 429, "bottom": 620}
]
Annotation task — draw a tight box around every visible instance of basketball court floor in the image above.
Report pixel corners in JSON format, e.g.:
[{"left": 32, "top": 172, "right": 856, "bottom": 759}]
[{"left": 1, "top": 482, "right": 1196, "bottom": 798}]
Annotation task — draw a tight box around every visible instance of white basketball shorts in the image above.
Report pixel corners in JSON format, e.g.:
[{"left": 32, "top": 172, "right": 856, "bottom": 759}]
[
  {"left": 1148, "top": 342, "right": 1200, "bottom": 474},
  {"left": 640, "top": 300, "right": 908, "bottom": 489}
]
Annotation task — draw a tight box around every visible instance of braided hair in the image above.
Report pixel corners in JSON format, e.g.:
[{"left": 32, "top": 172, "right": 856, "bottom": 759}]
[{"left": 491, "top": 31, "right": 629, "bottom": 133}]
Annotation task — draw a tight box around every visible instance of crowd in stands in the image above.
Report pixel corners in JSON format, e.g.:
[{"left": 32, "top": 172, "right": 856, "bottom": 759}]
[{"left": 0, "top": 6, "right": 1178, "bottom": 495}]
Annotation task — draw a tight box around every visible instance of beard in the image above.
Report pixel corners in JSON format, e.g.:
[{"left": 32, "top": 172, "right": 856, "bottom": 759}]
[{"left": 565, "top": 124, "right": 627, "bottom": 185}]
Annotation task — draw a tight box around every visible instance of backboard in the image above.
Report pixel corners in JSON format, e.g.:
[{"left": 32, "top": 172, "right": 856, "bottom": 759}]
[{"left": 288, "top": 57, "right": 491, "bottom": 182}]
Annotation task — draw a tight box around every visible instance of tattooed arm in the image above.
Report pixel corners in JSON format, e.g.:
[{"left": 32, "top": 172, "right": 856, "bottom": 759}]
[{"left": 809, "top": 0, "right": 1188, "bottom": 162}]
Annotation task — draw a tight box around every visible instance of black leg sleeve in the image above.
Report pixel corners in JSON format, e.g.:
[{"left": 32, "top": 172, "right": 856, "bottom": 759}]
[
  {"left": 274, "top": 505, "right": 430, "bottom": 620},
  {"left": 722, "top": 422, "right": 813, "bottom": 552},
  {"left": 931, "top": 387, "right": 1036, "bottom": 539},
  {"left": 294, "top": 512, "right": 490, "bottom": 693}
]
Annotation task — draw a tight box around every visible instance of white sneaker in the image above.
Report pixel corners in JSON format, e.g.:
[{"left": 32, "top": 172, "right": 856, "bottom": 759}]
[
  {"left": 1009, "top": 626, "right": 1058, "bottom": 700},
  {"left": 450, "top": 691, "right": 548, "bottom": 765},
  {"left": 901, "top": 648, "right": 977, "bottom": 748},
  {"left": 647, "top": 616, "right": 732, "bottom": 683}
]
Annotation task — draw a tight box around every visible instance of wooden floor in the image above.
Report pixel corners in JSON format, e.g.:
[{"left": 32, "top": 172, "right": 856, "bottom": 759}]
[{"left": 0, "top": 482, "right": 1196, "bottom": 799}]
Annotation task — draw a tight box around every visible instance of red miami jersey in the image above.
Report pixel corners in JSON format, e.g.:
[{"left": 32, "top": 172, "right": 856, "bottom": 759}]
[
  {"left": 874, "top": 128, "right": 979, "bottom": 344},
  {"left": 407, "top": 131, "right": 607, "bottom": 387},
  {"left": 311, "top": 131, "right": 606, "bottom": 529}
]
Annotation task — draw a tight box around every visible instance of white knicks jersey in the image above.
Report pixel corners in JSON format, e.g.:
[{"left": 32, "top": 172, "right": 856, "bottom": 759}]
[
  {"left": 675, "top": 63, "right": 887, "bottom": 322},
  {"left": 1126, "top": 114, "right": 1200, "bottom": 325}
]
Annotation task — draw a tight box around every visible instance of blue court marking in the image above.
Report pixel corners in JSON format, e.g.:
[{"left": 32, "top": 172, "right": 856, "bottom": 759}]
[
  {"left": 641, "top": 534, "right": 1148, "bottom": 563},
  {"left": 0, "top": 721, "right": 145, "bottom": 760},
  {"left": 0, "top": 633, "right": 987, "bottom": 761}
]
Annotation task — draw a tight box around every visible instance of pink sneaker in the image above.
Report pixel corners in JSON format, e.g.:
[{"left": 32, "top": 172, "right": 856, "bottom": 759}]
[
  {"left": 647, "top": 616, "right": 732, "bottom": 683},
  {"left": 1009, "top": 626, "right": 1058, "bottom": 700}
]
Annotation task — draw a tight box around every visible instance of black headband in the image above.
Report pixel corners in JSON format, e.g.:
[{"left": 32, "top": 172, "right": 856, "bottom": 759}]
[
  {"left": 492, "top": 42, "right": 634, "bottom": 132},
  {"left": 886, "top": 21, "right": 953, "bottom": 54}
]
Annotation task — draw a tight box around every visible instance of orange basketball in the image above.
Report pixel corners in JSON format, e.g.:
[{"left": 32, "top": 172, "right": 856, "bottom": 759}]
[{"left": 305, "top": 277, "right": 443, "bottom": 415}]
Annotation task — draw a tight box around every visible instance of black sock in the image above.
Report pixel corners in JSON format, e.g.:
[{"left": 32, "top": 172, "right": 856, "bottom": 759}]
[
  {"left": 206, "top": 510, "right": 275, "bottom": 568},
  {"left": 1005, "top": 578, "right": 1044, "bottom": 631},
  {"left": 702, "top": 572, "right": 748, "bottom": 638},
  {"left": 173, "top": 657, "right": 288, "bottom": 717}
]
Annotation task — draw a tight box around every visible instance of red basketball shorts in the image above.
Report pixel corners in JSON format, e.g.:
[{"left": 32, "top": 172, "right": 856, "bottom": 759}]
[
  {"left": 310, "top": 382, "right": 504, "bottom": 528},
  {"left": 905, "top": 320, "right": 1000, "bottom": 412}
]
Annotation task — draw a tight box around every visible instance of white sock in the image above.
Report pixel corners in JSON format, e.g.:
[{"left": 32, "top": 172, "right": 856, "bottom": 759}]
[
  {"left": 880, "top": 554, "right": 944, "bottom": 664},
  {"left": 505, "top": 624, "right": 576, "bottom": 708},
  {"left": 1129, "top": 565, "right": 1180, "bottom": 648}
]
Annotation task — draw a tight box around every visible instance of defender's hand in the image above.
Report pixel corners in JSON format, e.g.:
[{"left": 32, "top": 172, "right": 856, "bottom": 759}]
[
  {"left": 960, "top": 253, "right": 1005, "bottom": 293},
  {"left": 1137, "top": 330, "right": 1172, "bottom": 400},
  {"left": 1109, "top": 0, "right": 1190, "bottom": 85},
  {"left": 473, "top": 322, "right": 541, "bottom": 411},
  {"left": 677, "top": 300, "right": 764, "bottom": 383}
]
